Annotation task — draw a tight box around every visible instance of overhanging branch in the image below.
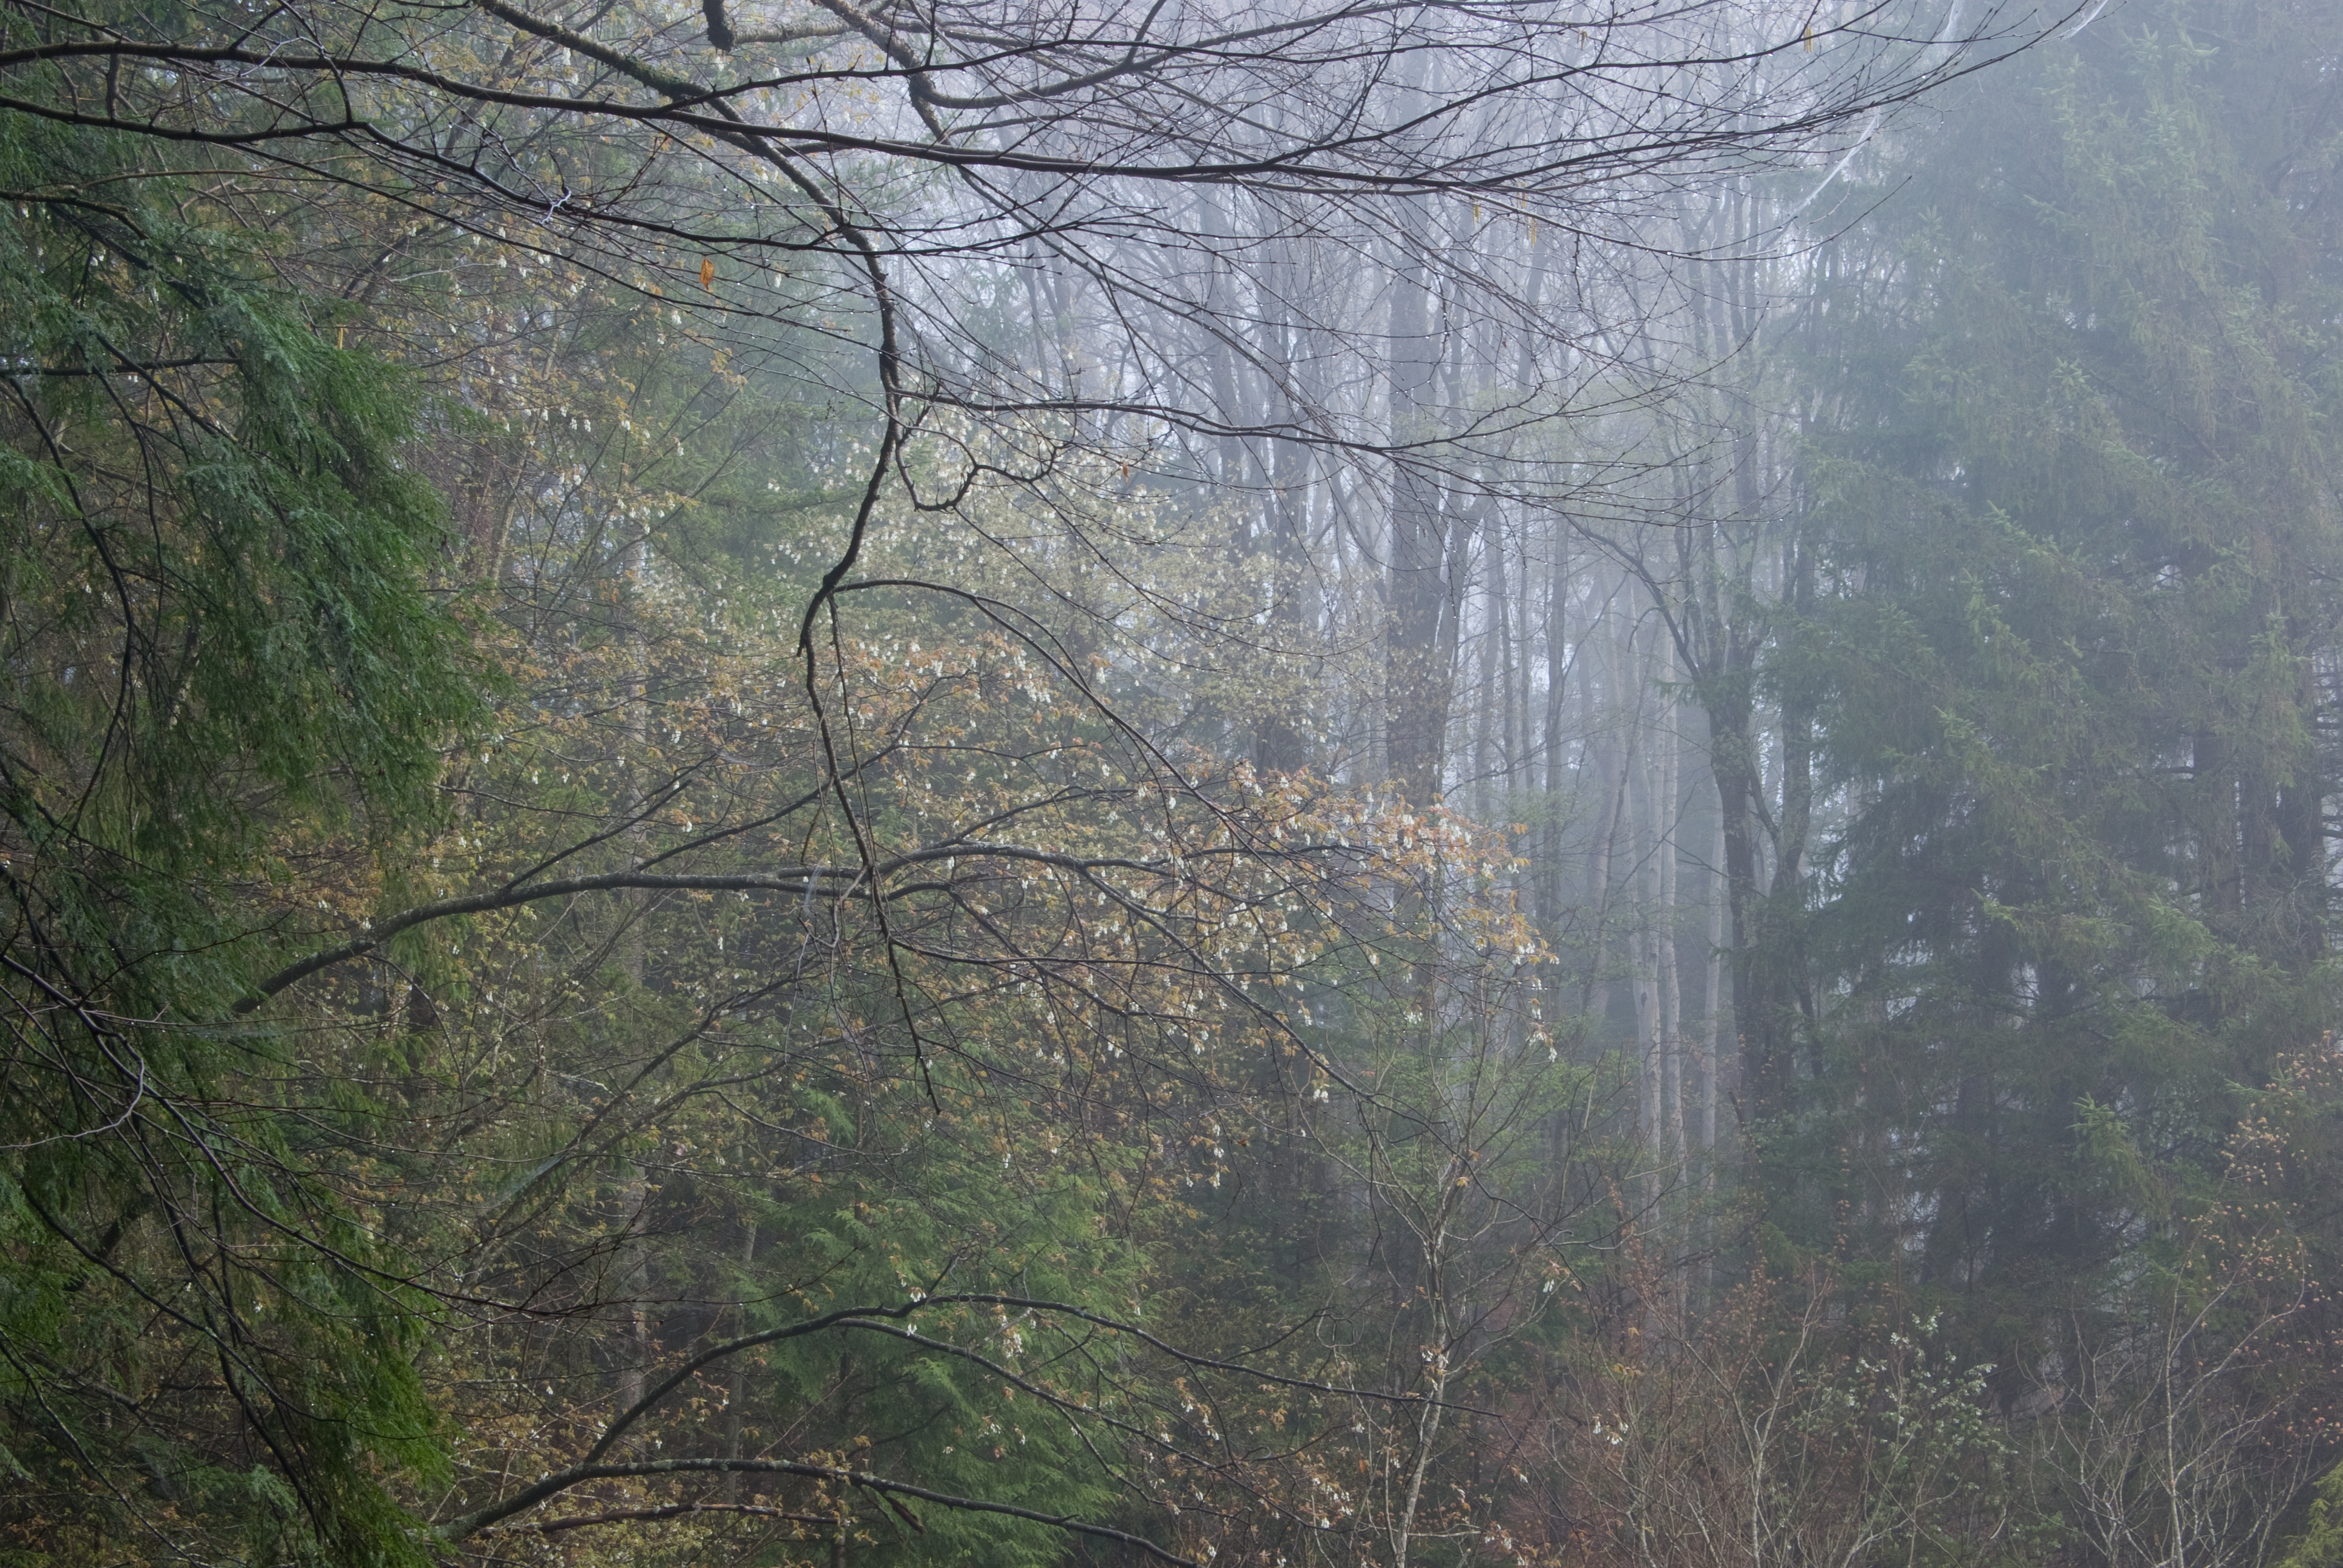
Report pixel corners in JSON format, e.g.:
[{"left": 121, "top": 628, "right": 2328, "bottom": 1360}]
[{"left": 438, "top": 1455, "right": 1196, "bottom": 1564}]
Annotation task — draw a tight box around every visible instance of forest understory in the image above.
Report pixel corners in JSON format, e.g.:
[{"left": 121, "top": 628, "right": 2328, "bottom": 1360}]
[{"left": 3, "top": 1, "right": 2342, "bottom": 1566}]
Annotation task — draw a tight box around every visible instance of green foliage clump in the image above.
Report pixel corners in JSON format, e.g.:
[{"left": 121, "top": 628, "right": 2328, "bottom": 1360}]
[{"left": 0, "top": 107, "right": 484, "bottom": 1567}]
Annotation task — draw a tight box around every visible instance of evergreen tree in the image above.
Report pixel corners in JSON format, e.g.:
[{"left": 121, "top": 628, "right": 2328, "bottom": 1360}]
[
  {"left": 1793, "top": 0, "right": 2343, "bottom": 1364},
  {"left": 0, "top": 111, "right": 485, "bottom": 1563}
]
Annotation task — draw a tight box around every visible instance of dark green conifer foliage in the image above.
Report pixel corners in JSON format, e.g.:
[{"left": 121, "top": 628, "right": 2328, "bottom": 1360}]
[
  {"left": 1792, "top": 0, "right": 2343, "bottom": 1345},
  {"left": 0, "top": 108, "right": 482, "bottom": 1564}
]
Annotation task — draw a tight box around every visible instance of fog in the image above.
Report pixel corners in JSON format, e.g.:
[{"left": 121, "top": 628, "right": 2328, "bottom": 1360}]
[{"left": 2, "top": 2, "right": 2335, "bottom": 1566}]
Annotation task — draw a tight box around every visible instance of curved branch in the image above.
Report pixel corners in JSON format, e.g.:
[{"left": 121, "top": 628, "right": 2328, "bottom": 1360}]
[
  {"left": 439, "top": 1455, "right": 1194, "bottom": 1564},
  {"left": 231, "top": 867, "right": 851, "bottom": 1011},
  {"left": 484, "top": 1501, "right": 835, "bottom": 1533},
  {"left": 233, "top": 834, "right": 1316, "bottom": 1013},
  {"left": 585, "top": 1290, "right": 1457, "bottom": 1472}
]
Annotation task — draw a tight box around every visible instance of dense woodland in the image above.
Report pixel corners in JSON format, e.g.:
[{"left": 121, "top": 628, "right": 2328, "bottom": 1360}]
[{"left": 5, "top": 1, "right": 2343, "bottom": 1566}]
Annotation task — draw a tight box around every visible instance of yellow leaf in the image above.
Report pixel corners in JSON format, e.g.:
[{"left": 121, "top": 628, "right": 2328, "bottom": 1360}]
[{"left": 700, "top": 256, "right": 716, "bottom": 289}]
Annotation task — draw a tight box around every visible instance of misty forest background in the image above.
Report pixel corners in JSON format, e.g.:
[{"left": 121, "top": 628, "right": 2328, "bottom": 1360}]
[{"left": 5, "top": 1, "right": 2343, "bottom": 1566}]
